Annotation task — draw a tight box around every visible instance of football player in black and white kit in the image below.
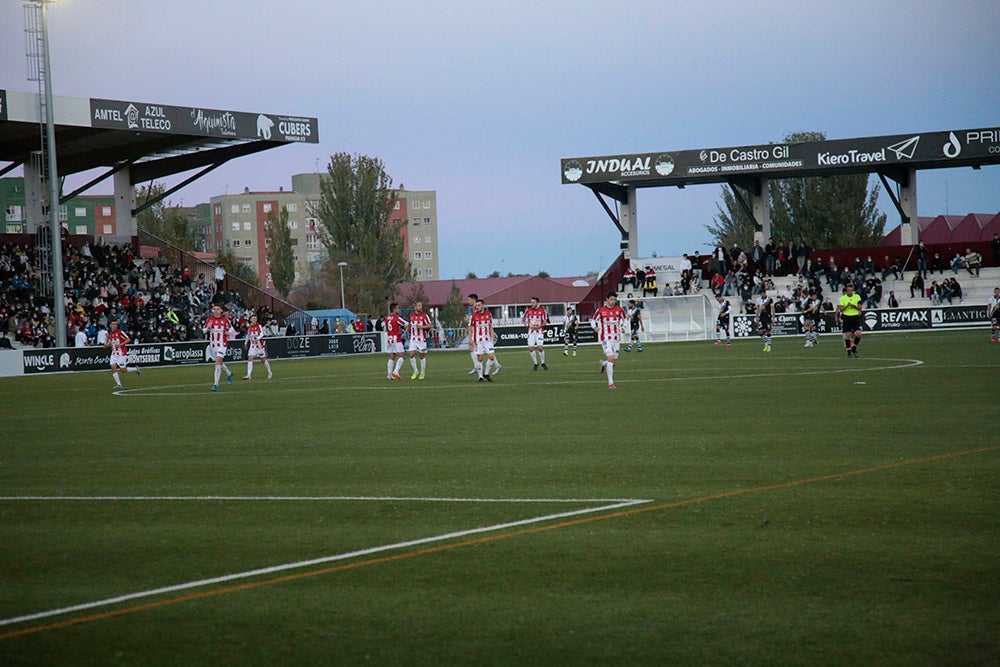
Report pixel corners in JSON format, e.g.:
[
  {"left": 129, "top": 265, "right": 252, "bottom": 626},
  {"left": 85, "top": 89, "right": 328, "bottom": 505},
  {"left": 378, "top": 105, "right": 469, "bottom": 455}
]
[
  {"left": 625, "top": 299, "right": 644, "bottom": 352},
  {"left": 989, "top": 287, "right": 1000, "bottom": 343},
  {"left": 562, "top": 306, "right": 579, "bottom": 356},
  {"left": 714, "top": 293, "right": 731, "bottom": 348},
  {"left": 802, "top": 290, "right": 823, "bottom": 347},
  {"left": 756, "top": 289, "right": 775, "bottom": 352}
]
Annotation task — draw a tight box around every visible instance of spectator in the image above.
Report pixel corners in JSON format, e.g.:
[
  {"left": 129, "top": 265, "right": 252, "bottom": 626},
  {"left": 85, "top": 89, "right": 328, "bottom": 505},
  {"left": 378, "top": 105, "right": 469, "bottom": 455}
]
[
  {"left": 710, "top": 270, "right": 725, "bottom": 296},
  {"left": 880, "top": 256, "right": 901, "bottom": 281},
  {"left": 928, "top": 280, "right": 942, "bottom": 304},
  {"left": 909, "top": 273, "right": 924, "bottom": 299},
  {"left": 334, "top": 316, "right": 347, "bottom": 334},
  {"left": 887, "top": 291, "right": 899, "bottom": 308},
  {"left": 992, "top": 234, "right": 1000, "bottom": 266},
  {"left": 691, "top": 251, "right": 703, "bottom": 287},
  {"left": 318, "top": 319, "right": 330, "bottom": 335},
  {"left": 950, "top": 252, "right": 964, "bottom": 275},
  {"left": 765, "top": 238, "right": 777, "bottom": 276},
  {"left": 826, "top": 257, "right": 840, "bottom": 291},
  {"left": 931, "top": 253, "right": 946, "bottom": 275},
  {"left": 915, "top": 241, "right": 929, "bottom": 279},
  {"left": 642, "top": 267, "right": 658, "bottom": 297},
  {"left": 751, "top": 241, "right": 764, "bottom": 274},
  {"left": 620, "top": 266, "right": 635, "bottom": 292},
  {"left": 963, "top": 249, "right": 982, "bottom": 277},
  {"left": 714, "top": 244, "right": 729, "bottom": 276}
]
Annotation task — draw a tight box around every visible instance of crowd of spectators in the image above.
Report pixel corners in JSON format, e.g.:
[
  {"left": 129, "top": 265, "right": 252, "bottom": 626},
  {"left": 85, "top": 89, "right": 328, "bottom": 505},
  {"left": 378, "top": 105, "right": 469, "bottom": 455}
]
[{"left": 0, "top": 240, "right": 277, "bottom": 350}]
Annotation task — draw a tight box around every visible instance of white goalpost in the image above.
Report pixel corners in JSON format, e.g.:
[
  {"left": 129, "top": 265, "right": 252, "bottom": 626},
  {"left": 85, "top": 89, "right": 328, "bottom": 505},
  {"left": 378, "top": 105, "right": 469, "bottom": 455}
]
[{"left": 634, "top": 294, "right": 715, "bottom": 342}]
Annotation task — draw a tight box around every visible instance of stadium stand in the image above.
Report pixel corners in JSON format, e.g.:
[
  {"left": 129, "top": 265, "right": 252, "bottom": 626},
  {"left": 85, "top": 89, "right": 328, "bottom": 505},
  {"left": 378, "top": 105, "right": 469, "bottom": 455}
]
[{"left": 0, "top": 238, "right": 281, "bottom": 351}]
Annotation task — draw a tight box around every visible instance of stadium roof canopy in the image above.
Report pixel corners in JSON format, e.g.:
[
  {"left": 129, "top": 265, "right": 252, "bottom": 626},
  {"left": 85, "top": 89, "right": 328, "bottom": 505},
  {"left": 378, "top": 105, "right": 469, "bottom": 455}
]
[
  {"left": 561, "top": 126, "right": 1000, "bottom": 251},
  {"left": 0, "top": 89, "right": 318, "bottom": 210}
]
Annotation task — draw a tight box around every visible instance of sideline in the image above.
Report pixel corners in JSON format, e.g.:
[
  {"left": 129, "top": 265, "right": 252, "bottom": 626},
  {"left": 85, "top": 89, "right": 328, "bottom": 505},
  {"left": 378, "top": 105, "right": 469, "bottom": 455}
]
[{"left": 2, "top": 444, "right": 997, "bottom": 640}]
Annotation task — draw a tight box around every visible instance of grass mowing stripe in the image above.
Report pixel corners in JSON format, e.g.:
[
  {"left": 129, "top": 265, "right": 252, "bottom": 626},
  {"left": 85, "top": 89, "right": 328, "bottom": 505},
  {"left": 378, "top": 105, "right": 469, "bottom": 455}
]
[
  {"left": 0, "top": 499, "right": 649, "bottom": 635},
  {"left": 3, "top": 443, "right": 995, "bottom": 641}
]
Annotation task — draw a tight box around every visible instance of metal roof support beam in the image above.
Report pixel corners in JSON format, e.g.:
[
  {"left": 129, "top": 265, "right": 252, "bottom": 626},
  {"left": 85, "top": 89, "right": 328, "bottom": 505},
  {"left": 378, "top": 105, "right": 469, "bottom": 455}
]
[
  {"left": 877, "top": 167, "right": 918, "bottom": 244},
  {"left": 727, "top": 177, "right": 770, "bottom": 241},
  {"left": 588, "top": 184, "right": 638, "bottom": 259},
  {"left": 588, "top": 185, "right": 625, "bottom": 236},
  {"left": 0, "top": 160, "right": 25, "bottom": 178},
  {"left": 132, "top": 161, "right": 225, "bottom": 217},
  {"left": 60, "top": 159, "right": 134, "bottom": 204},
  {"left": 129, "top": 140, "right": 283, "bottom": 184}
]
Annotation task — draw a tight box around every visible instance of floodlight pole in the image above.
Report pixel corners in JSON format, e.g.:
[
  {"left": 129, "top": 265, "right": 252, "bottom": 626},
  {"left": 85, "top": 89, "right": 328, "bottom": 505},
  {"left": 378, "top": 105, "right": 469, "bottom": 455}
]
[
  {"left": 39, "top": 0, "right": 67, "bottom": 346},
  {"left": 337, "top": 261, "right": 348, "bottom": 309}
]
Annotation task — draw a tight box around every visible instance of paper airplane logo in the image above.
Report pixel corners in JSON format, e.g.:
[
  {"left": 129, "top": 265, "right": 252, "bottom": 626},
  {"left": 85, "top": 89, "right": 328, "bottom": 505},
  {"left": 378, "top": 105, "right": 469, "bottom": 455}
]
[{"left": 887, "top": 136, "right": 920, "bottom": 160}]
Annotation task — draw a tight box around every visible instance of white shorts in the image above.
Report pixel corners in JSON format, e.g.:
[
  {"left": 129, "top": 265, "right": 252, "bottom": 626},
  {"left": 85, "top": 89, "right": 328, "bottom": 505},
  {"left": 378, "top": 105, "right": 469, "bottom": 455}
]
[
  {"left": 387, "top": 341, "right": 405, "bottom": 354},
  {"left": 526, "top": 331, "right": 544, "bottom": 347},
  {"left": 407, "top": 339, "right": 427, "bottom": 354},
  {"left": 248, "top": 345, "right": 266, "bottom": 358},
  {"left": 110, "top": 353, "right": 128, "bottom": 368},
  {"left": 601, "top": 339, "right": 620, "bottom": 358},
  {"left": 474, "top": 340, "right": 495, "bottom": 356},
  {"left": 211, "top": 345, "right": 228, "bottom": 359}
]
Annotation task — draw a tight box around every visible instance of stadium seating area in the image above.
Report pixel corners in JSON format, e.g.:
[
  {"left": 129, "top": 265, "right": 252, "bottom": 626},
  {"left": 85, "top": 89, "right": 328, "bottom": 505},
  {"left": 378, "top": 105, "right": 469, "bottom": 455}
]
[
  {"left": 615, "top": 264, "right": 1000, "bottom": 343},
  {"left": 0, "top": 240, "right": 268, "bottom": 351}
]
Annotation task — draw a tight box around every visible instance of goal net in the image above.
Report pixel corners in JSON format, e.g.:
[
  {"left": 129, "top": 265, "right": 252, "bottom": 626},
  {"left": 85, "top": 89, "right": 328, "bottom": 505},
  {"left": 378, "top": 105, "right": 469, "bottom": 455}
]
[{"left": 633, "top": 294, "right": 714, "bottom": 342}]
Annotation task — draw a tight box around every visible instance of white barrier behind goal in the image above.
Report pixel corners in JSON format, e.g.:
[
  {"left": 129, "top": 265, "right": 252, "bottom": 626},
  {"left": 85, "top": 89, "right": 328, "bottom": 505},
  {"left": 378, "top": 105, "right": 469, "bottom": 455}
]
[{"left": 634, "top": 294, "right": 715, "bottom": 342}]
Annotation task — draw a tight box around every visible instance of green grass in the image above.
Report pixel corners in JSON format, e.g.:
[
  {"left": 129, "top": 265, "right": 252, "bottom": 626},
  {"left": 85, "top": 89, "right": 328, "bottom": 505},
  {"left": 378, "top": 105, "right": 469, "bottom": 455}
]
[{"left": 1, "top": 330, "right": 998, "bottom": 665}]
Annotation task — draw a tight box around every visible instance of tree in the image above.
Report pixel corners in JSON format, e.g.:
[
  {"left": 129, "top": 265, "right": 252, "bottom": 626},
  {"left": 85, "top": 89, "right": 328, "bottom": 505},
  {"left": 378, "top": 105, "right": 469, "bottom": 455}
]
[
  {"left": 704, "top": 184, "right": 759, "bottom": 252},
  {"left": 402, "top": 281, "right": 429, "bottom": 309},
  {"left": 537, "top": 270, "right": 550, "bottom": 278},
  {"left": 768, "top": 132, "right": 886, "bottom": 247},
  {"left": 465, "top": 272, "right": 478, "bottom": 279},
  {"left": 215, "top": 247, "right": 259, "bottom": 286},
  {"left": 706, "top": 131, "right": 887, "bottom": 249},
  {"left": 264, "top": 206, "right": 295, "bottom": 298},
  {"left": 135, "top": 181, "right": 197, "bottom": 250},
  {"left": 487, "top": 270, "right": 501, "bottom": 278},
  {"left": 439, "top": 282, "right": 467, "bottom": 347},
  {"left": 312, "top": 152, "right": 409, "bottom": 315}
]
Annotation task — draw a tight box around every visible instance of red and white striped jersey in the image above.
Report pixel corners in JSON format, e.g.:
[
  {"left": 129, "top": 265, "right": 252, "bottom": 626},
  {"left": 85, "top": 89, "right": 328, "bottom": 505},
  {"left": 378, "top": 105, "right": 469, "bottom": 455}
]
[
  {"left": 593, "top": 305, "right": 627, "bottom": 342},
  {"left": 246, "top": 323, "right": 264, "bottom": 348},
  {"left": 385, "top": 313, "right": 407, "bottom": 343},
  {"left": 107, "top": 329, "right": 129, "bottom": 355},
  {"left": 522, "top": 306, "right": 547, "bottom": 333},
  {"left": 205, "top": 315, "right": 236, "bottom": 349},
  {"left": 469, "top": 310, "right": 494, "bottom": 343},
  {"left": 408, "top": 312, "right": 432, "bottom": 343}
]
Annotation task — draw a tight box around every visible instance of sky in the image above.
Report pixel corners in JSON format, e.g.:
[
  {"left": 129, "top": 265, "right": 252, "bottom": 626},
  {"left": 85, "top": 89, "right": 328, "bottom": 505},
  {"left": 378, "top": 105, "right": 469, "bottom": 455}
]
[{"left": 1, "top": 0, "right": 999, "bottom": 280}]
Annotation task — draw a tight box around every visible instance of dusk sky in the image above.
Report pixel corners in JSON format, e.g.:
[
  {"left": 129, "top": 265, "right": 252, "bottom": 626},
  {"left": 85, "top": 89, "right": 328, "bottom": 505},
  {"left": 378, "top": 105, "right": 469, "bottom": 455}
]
[{"left": 2, "top": 0, "right": 998, "bottom": 279}]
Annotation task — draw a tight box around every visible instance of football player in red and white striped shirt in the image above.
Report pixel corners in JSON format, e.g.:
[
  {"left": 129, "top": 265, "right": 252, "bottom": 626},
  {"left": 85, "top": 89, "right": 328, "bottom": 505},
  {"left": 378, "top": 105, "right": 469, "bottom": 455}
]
[
  {"left": 104, "top": 318, "right": 140, "bottom": 388},
  {"left": 385, "top": 302, "right": 409, "bottom": 379},
  {"left": 242, "top": 313, "right": 272, "bottom": 380},
  {"left": 407, "top": 301, "right": 432, "bottom": 380},
  {"left": 522, "top": 296, "right": 549, "bottom": 371},
  {"left": 469, "top": 299, "right": 500, "bottom": 381},
  {"left": 591, "top": 291, "right": 627, "bottom": 389},
  {"left": 204, "top": 304, "right": 237, "bottom": 391}
]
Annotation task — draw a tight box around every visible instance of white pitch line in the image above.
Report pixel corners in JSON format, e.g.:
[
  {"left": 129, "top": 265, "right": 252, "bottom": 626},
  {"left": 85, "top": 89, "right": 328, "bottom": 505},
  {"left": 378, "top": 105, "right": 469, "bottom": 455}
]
[
  {"left": 0, "top": 495, "right": 648, "bottom": 503},
  {"left": 111, "top": 357, "right": 924, "bottom": 397},
  {"left": 0, "top": 498, "right": 650, "bottom": 628}
]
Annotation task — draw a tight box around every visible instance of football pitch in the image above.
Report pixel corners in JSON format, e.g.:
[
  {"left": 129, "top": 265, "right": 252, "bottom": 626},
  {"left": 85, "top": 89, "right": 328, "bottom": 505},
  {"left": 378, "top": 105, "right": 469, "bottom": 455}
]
[{"left": 1, "top": 330, "right": 997, "bottom": 665}]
